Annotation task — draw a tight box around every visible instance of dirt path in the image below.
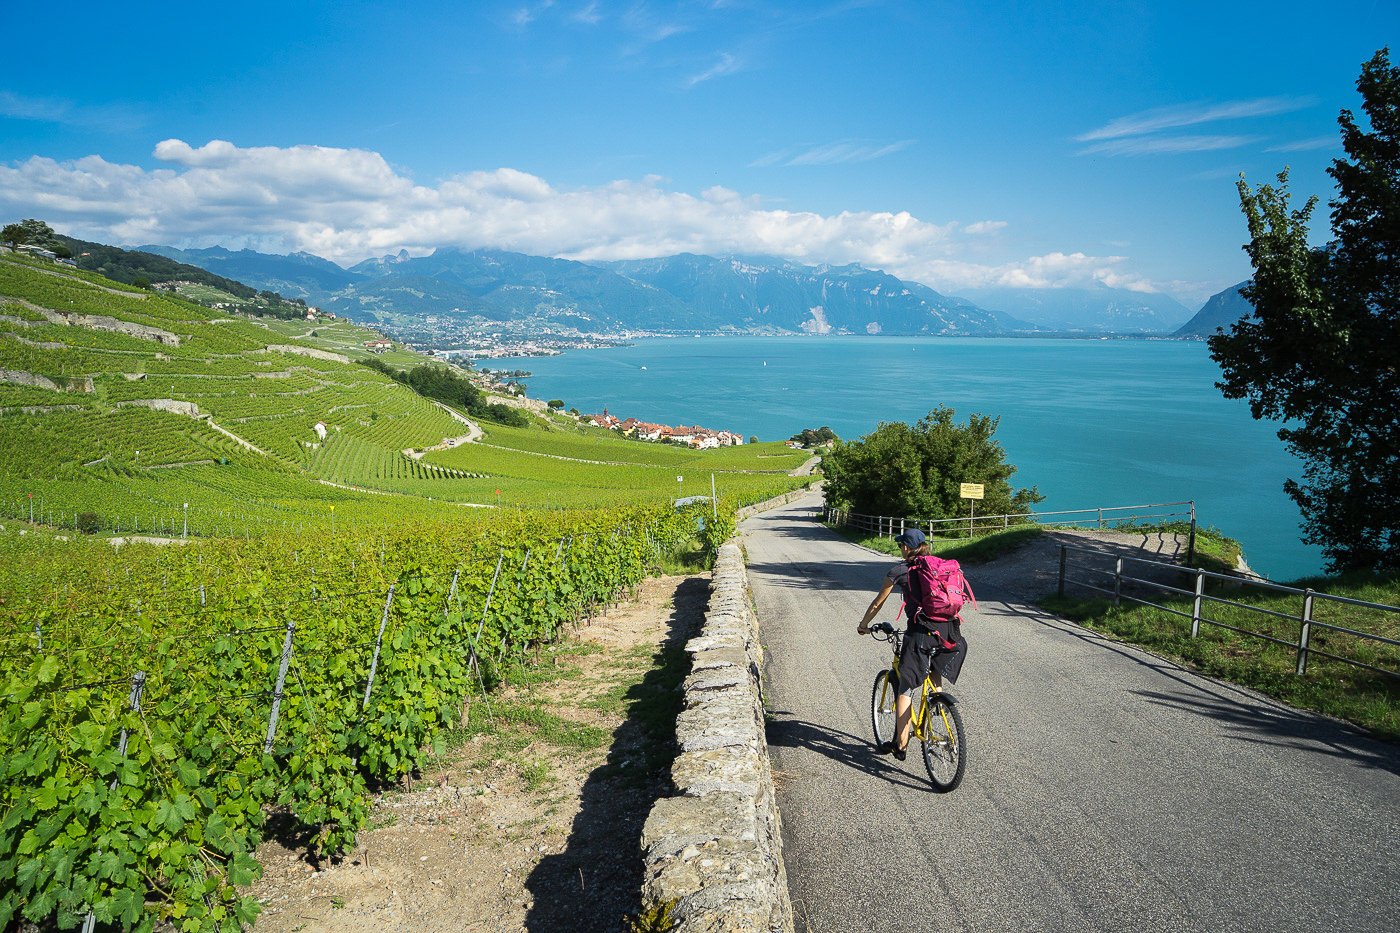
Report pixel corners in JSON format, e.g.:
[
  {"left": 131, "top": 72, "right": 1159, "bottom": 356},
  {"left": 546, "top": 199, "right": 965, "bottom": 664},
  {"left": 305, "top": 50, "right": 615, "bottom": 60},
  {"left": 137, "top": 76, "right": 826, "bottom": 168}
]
[{"left": 246, "top": 572, "right": 709, "bottom": 933}]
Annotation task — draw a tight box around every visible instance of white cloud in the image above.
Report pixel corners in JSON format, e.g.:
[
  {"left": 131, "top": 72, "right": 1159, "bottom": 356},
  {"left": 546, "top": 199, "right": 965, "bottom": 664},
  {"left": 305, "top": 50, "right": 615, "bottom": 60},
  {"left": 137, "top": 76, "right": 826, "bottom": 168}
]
[
  {"left": 1076, "top": 95, "right": 1314, "bottom": 158},
  {"left": 1266, "top": 135, "right": 1338, "bottom": 152},
  {"left": 0, "top": 91, "right": 145, "bottom": 133},
  {"left": 685, "top": 52, "right": 742, "bottom": 87},
  {"left": 1079, "top": 134, "right": 1260, "bottom": 156},
  {"left": 1078, "top": 96, "right": 1313, "bottom": 142},
  {"left": 512, "top": 0, "right": 555, "bottom": 27},
  {"left": 751, "top": 139, "right": 914, "bottom": 167},
  {"left": 0, "top": 138, "right": 1152, "bottom": 295}
]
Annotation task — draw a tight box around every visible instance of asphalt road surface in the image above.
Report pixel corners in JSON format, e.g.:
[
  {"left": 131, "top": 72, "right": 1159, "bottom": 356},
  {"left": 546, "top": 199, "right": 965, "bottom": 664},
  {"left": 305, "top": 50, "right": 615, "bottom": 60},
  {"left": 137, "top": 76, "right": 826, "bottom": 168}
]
[{"left": 743, "top": 492, "right": 1400, "bottom": 933}]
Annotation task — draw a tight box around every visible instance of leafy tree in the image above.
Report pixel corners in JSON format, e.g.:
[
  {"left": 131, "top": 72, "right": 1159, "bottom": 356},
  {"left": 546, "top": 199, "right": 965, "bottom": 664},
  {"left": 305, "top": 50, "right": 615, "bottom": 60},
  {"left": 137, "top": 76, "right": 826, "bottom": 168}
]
[
  {"left": 1, "top": 223, "right": 28, "bottom": 250},
  {"left": 18, "top": 218, "right": 62, "bottom": 250},
  {"left": 790, "top": 426, "right": 838, "bottom": 447},
  {"left": 1209, "top": 48, "right": 1399, "bottom": 573},
  {"left": 822, "top": 406, "right": 1043, "bottom": 521},
  {"left": 749, "top": 436, "right": 758, "bottom": 445}
]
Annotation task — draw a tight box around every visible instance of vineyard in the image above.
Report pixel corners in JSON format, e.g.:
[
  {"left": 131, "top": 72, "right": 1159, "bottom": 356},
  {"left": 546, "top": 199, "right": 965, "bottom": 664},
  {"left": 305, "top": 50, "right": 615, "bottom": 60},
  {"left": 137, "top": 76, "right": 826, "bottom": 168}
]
[
  {"left": 0, "top": 246, "right": 822, "bottom": 930},
  {"left": 0, "top": 505, "right": 715, "bottom": 931}
]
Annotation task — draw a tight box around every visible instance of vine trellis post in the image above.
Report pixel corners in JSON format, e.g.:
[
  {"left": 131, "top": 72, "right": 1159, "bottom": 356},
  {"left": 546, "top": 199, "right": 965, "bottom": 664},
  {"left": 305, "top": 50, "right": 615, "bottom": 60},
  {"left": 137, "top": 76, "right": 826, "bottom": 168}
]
[{"left": 81, "top": 671, "right": 146, "bottom": 933}]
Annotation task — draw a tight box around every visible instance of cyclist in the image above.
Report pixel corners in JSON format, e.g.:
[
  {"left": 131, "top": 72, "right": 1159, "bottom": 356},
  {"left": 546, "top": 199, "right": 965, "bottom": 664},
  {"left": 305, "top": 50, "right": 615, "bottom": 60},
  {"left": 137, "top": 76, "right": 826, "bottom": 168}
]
[{"left": 856, "top": 528, "right": 967, "bottom": 760}]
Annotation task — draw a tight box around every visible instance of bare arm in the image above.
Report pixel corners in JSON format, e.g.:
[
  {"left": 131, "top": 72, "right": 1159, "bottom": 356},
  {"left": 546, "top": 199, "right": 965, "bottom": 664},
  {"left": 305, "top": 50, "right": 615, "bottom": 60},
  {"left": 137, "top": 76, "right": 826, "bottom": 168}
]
[{"left": 856, "top": 576, "right": 896, "bottom": 635}]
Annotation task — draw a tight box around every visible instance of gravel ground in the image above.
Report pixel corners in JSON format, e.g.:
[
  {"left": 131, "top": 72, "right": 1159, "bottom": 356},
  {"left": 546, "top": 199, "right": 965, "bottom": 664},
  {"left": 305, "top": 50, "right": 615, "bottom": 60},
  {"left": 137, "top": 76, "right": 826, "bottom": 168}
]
[{"left": 968, "top": 527, "right": 1196, "bottom": 601}]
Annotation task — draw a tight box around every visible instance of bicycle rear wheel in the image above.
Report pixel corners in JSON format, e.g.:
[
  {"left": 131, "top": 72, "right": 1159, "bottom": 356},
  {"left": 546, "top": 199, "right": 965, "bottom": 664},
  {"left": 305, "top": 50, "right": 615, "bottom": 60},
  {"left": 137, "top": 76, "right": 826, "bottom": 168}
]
[
  {"left": 921, "top": 694, "right": 966, "bottom": 791},
  {"left": 871, "top": 669, "right": 897, "bottom": 747}
]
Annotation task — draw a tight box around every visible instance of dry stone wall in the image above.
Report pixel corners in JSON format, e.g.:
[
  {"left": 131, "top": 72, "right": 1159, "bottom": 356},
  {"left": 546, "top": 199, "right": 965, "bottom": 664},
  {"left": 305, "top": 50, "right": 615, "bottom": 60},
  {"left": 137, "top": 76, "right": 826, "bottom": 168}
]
[
  {"left": 640, "top": 542, "right": 794, "bottom": 933},
  {"left": 117, "top": 398, "right": 201, "bottom": 418},
  {"left": 0, "top": 369, "right": 92, "bottom": 394},
  {"left": 262, "top": 345, "right": 351, "bottom": 364},
  {"left": 40, "top": 308, "right": 181, "bottom": 346}
]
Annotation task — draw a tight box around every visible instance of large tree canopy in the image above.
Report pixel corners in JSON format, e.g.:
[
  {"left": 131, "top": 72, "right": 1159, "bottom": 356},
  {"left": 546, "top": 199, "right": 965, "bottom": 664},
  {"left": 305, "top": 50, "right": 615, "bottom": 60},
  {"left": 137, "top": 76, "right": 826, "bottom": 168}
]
[
  {"left": 822, "top": 406, "right": 1043, "bottom": 522},
  {"left": 1209, "top": 48, "right": 1399, "bottom": 573}
]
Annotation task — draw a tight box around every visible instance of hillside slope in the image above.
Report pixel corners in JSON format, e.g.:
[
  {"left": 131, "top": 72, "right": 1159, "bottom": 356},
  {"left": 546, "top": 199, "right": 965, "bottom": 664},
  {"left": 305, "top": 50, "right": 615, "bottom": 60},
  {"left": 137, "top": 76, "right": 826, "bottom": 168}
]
[
  {"left": 1175, "top": 281, "right": 1252, "bottom": 337},
  {"left": 0, "top": 252, "right": 809, "bottom": 534}
]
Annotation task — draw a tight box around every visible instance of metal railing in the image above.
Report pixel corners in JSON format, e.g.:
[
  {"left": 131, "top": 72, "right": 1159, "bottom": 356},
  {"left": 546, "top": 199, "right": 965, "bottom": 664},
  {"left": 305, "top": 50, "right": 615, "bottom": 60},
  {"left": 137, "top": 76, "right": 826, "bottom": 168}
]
[
  {"left": 825, "top": 500, "right": 1197, "bottom": 563},
  {"left": 1057, "top": 543, "right": 1400, "bottom": 679}
]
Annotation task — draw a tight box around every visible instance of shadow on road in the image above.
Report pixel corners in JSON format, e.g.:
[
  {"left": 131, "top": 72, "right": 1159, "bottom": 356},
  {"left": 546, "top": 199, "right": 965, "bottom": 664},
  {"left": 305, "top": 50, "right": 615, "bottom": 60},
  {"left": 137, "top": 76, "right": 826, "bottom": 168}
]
[
  {"left": 979, "top": 587, "right": 1400, "bottom": 777},
  {"left": 765, "top": 713, "right": 931, "bottom": 792},
  {"left": 1131, "top": 687, "right": 1400, "bottom": 777}
]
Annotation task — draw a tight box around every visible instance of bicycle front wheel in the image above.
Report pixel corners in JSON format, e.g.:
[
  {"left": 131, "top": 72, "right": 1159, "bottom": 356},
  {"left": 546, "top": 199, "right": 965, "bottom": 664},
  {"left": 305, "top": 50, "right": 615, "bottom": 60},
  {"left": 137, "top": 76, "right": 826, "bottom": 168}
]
[
  {"left": 871, "top": 669, "right": 898, "bottom": 748},
  {"left": 921, "top": 694, "right": 967, "bottom": 791}
]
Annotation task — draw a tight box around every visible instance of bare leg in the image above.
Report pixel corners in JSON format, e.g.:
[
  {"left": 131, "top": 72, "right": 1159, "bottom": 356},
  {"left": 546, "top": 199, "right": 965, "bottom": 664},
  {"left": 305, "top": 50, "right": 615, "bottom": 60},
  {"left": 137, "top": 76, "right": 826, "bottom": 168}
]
[{"left": 895, "top": 693, "right": 912, "bottom": 750}]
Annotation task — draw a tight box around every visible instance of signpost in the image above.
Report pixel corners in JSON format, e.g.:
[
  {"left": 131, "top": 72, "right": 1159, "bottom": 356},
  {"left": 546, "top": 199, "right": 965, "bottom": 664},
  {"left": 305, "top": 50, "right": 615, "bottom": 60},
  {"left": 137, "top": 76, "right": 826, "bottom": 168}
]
[{"left": 960, "top": 483, "right": 984, "bottom": 538}]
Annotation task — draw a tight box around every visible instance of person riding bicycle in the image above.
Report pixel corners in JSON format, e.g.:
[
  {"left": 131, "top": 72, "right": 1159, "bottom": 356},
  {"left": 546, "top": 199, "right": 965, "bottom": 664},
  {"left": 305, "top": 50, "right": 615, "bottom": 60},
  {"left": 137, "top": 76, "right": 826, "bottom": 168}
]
[{"left": 856, "top": 528, "right": 968, "bottom": 760}]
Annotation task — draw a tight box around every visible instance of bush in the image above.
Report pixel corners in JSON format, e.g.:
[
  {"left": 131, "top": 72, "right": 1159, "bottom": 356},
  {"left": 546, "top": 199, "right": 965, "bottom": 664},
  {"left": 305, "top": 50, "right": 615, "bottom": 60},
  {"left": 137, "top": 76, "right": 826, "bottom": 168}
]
[
  {"left": 75, "top": 512, "right": 102, "bottom": 534},
  {"left": 822, "top": 405, "right": 1043, "bottom": 522}
]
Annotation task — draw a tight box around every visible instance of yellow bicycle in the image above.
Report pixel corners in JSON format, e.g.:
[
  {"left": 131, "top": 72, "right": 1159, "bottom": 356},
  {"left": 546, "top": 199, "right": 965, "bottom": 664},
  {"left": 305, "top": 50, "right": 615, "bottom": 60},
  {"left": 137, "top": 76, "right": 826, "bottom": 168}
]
[{"left": 869, "top": 621, "right": 967, "bottom": 791}]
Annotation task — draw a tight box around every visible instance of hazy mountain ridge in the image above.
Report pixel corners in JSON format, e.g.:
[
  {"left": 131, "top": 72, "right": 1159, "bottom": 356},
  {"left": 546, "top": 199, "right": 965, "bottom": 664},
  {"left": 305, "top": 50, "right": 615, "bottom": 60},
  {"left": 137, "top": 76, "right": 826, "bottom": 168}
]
[
  {"left": 951, "top": 285, "right": 1195, "bottom": 333},
  {"left": 598, "top": 253, "right": 1019, "bottom": 334},
  {"left": 138, "top": 244, "right": 358, "bottom": 301},
  {"left": 1174, "top": 281, "right": 1253, "bottom": 337},
  {"left": 135, "top": 242, "right": 1204, "bottom": 335}
]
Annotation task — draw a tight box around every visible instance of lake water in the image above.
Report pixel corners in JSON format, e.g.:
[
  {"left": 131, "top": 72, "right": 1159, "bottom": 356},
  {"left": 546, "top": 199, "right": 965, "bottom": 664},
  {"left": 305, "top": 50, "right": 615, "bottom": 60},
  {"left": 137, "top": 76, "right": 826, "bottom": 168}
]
[{"left": 515, "top": 336, "right": 1323, "bottom": 582}]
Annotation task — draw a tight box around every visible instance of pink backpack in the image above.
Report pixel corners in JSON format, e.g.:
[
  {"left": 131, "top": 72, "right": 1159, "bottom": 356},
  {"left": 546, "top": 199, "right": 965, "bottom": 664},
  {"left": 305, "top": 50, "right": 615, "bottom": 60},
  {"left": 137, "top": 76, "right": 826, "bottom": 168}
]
[{"left": 907, "top": 555, "right": 977, "bottom": 623}]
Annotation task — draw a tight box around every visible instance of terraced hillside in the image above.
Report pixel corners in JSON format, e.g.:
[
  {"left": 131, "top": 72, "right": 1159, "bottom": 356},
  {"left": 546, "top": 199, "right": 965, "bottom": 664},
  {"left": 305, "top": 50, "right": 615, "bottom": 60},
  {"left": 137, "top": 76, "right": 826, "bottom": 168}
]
[{"left": 0, "top": 253, "right": 811, "bottom": 534}]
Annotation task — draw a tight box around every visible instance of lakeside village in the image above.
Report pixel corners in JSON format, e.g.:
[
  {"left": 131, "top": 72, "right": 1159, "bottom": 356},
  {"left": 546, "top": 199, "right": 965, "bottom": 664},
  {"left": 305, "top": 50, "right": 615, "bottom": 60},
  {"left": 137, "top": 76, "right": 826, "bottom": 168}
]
[
  {"left": 279, "top": 304, "right": 759, "bottom": 448},
  {"left": 585, "top": 409, "right": 746, "bottom": 449}
]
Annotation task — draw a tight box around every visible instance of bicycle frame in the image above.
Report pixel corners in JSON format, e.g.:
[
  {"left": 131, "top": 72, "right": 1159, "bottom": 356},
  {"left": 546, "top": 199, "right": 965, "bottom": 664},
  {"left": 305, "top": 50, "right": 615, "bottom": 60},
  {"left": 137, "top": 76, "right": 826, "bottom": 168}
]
[
  {"left": 869, "top": 622, "right": 967, "bottom": 791},
  {"left": 875, "top": 626, "right": 956, "bottom": 745}
]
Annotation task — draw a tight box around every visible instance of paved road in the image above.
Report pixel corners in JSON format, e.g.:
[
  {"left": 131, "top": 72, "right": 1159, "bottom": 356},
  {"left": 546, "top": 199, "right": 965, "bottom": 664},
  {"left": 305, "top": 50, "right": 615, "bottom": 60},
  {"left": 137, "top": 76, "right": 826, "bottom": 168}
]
[{"left": 743, "top": 492, "right": 1400, "bottom": 933}]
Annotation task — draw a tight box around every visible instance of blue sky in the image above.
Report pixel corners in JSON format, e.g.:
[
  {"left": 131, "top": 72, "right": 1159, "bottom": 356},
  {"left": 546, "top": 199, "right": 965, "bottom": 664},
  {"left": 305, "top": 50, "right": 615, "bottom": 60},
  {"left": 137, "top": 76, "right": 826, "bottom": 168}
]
[{"left": 2, "top": 1, "right": 1394, "bottom": 307}]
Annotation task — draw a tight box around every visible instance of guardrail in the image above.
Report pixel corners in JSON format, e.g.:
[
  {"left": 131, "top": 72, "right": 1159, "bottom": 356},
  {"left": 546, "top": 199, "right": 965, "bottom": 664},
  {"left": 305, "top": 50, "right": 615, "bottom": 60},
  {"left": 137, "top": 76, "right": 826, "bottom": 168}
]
[
  {"left": 825, "top": 500, "right": 1197, "bottom": 562},
  {"left": 1057, "top": 544, "right": 1400, "bottom": 679}
]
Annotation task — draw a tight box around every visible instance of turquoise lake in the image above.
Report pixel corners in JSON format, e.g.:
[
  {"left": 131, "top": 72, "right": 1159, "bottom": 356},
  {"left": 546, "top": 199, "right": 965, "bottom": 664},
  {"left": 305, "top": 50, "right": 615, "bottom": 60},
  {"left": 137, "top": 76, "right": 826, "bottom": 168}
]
[{"left": 515, "top": 336, "right": 1324, "bottom": 582}]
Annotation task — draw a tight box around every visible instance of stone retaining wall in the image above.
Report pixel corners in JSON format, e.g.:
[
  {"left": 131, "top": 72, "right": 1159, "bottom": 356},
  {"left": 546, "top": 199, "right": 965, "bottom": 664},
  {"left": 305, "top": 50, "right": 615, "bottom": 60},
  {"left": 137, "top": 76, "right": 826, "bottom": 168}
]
[
  {"left": 639, "top": 543, "right": 793, "bottom": 933},
  {"left": 262, "top": 344, "right": 351, "bottom": 364},
  {"left": 736, "top": 484, "right": 816, "bottom": 522},
  {"left": 0, "top": 368, "right": 92, "bottom": 394},
  {"left": 117, "top": 398, "right": 201, "bottom": 418}
]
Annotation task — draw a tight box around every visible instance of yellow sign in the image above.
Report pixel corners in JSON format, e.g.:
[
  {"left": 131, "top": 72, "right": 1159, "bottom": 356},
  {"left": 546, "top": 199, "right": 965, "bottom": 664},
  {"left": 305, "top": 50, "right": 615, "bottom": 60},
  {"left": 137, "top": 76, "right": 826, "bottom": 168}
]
[{"left": 960, "top": 483, "right": 985, "bottom": 499}]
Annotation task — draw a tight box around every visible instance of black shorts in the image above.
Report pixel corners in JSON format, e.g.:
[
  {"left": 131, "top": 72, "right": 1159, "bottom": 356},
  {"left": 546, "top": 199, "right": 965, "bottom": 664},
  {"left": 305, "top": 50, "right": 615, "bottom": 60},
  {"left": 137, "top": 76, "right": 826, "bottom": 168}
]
[{"left": 897, "top": 619, "right": 967, "bottom": 694}]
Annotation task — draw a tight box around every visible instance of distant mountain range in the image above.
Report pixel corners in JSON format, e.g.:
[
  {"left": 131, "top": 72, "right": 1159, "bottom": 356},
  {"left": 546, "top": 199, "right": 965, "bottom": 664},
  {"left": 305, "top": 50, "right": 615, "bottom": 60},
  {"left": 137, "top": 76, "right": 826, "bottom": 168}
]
[
  {"left": 1173, "top": 281, "right": 1253, "bottom": 337},
  {"left": 137, "top": 243, "right": 1205, "bottom": 336},
  {"left": 950, "top": 285, "right": 1195, "bottom": 334}
]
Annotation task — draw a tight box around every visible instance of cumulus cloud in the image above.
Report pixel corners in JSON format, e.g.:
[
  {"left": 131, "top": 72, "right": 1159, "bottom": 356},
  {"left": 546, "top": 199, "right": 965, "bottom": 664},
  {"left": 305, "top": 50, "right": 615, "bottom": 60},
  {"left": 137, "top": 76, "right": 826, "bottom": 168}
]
[
  {"left": 962, "top": 220, "right": 1007, "bottom": 235},
  {"left": 0, "top": 138, "right": 1147, "bottom": 294},
  {"left": 905, "top": 252, "right": 1153, "bottom": 293}
]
